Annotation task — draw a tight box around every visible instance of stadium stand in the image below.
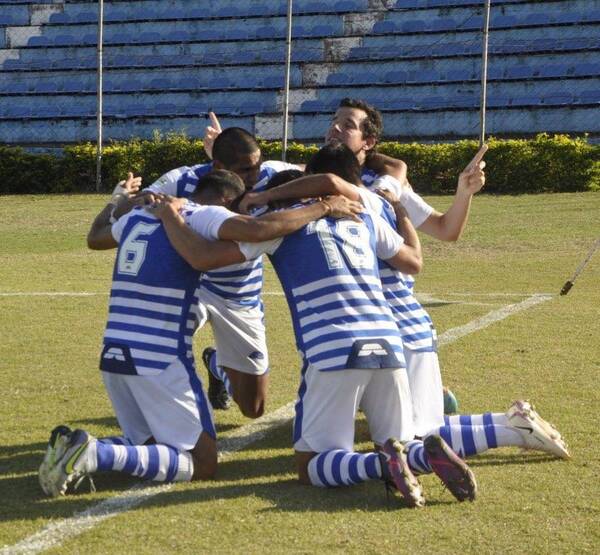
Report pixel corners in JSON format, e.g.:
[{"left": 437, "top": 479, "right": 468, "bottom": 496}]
[{"left": 0, "top": 0, "right": 598, "bottom": 145}]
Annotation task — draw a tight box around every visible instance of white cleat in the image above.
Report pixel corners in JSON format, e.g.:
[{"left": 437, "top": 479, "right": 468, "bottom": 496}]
[
  {"left": 40, "top": 429, "right": 97, "bottom": 497},
  {"left": 39, "top": 425, "right": 72, "bottom": 495},
  {"left": 506, "top": 400, "right": 571, "bottom": 460}
]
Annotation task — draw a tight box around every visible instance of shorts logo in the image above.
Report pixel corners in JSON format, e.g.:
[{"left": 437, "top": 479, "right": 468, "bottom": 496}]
[
  {"left": 103, "top": 347, "right": 126, "bottom": 361},
  {"left": 357, "top": 343, "right": 388, "bottom": 357},
  {"left": 248, "top": 351, "right": 265, "bottom": 361}
]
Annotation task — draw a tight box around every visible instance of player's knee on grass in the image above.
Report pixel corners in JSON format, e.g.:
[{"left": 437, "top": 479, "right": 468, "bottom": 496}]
[
  {"left": 225, "top": 368, "right": 269, "bottom": 419},
  {"left": 295, "top": 451, "right": 318, "bottom": 485},
  {"left": 189, "top": 431, "right": 218, "bottom": 480}
]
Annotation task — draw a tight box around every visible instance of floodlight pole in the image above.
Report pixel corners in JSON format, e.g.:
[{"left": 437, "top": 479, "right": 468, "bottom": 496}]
[
  {"left": 281, "top": 0, "right": 293, "bottom": 161},
  {"left": 479, "top": 0, "right": 491, "bottom": 146},
  {"left": 95, "top": 0, "right": 104, "bottom": 192}
]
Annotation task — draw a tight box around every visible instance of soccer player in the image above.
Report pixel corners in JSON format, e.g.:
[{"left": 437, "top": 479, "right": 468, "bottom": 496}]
[
  {"left": 240, "top": 144, "right": 570, "bottom": 462},
  {"left": 144, "top": 126, "right": 300, "bottom": 412},
  {"left": 153, "top": 167, "right": 479, "bottom": 507},
  {"left": 38, "top": 171, "right": 362, "bottom": 497}
]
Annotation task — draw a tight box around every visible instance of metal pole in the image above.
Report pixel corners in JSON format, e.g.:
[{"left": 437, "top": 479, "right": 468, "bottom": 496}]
[
  {"left": 95, "top": 0, "right": 104, "bottom": 192},
  {"left": 281, "top": 0, "right": 293, "bottom": 161},
  {"left": 479, "top": 0, "right": 491, "bottom": 146}
]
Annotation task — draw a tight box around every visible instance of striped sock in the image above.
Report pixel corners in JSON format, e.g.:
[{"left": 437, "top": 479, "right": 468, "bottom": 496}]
[
  {"left": 95, "top": 442, "right": 194, "bottom": 482},
  {"left": 431, "top": 423, "right": 524, "bottom": 458},
  {"left": 443, "top": 412, "right": 508, "bottom": 427},
  {"left": 98, "top": 436, "right": 134, "bottom": 446},
  {"left": 209, "top": 350, "right": 233, "bottom": 397},
  {"left": 404, "top": 440, "right": 432, "bottom": 475},
  {"left": 307, "top": 450, "right": 382, "bottom": 487}
]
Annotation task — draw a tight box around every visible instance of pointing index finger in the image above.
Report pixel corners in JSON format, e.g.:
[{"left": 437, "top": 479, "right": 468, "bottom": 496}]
[
  {"left": 465, "top": 144, "right": 488, "bottom": 172},
  {"left": 209, "top": 111, "right": 222, "bottom": 132}
]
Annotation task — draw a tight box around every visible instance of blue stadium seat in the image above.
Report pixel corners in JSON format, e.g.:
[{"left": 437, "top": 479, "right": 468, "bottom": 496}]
[
  {"left": 571, "top": 62, "right": 600, "bottom": 77},
  {"left": 27, "top": 36, "right": 51, "bottom": 47},
  {"left": 510, "top": 94, "right": 541, "bottom": 107},
  {"left": 301, "top": 99, "right": 328, "bottom": 112},
  {"left": 449, "top": 94, "right": 478, "bottom": 109},
  {"left": 446, "top": 68, "right": 472, "bottom": 81},
  {"left": 327, "top": 73, "right": 352, "bottom": 85},
  {"left": 383, "top": 70, "right": 408, "bottom": 83},
  {"left": 493, "top": 14, "right": 518, "bottom": 29},
  {"left": 542, "top": 92, "right": 574, "bottom": 106},
  {"left": 34, "top": 81, "right": 56, "bottom": 93},
  {"left": 3, "top": 59, "right": 25, "bottom": 70},
  {"left": 255, "top": 26, "right": 277, "bottom": 39},
  {"left": 81, "top": 33, "right": 97, "bottom": 46},
  {"left": 584, "top": 10, "right": 600, "bottom": 23},
  {"left": 537, "top": 64, "right": 570, "bottom": 78},
  {"left": 262, "top": 75, "right": 284, "bottom": 88},
  {"left": 6, "top": 106, "right": 32, "bottom": 118},
  {"left": 486, "top": 66, "right": 504, "bottom": 80},
  {"left": 373, "top": 21, "right": 397, "bottom": 34},
  {"left": 579, "top": 90, "right": 600, "bottom": 104},
  {"left": 401, "top": 19, "right": 426, "bottom": 33},
  {"left": 420, "top": 96, "right": 448, "bottom": 109},
  {"left": 348, "top": 46, "right": 369, "bottom": 59},
  {"left": 72, "top": 11, "right": 97, "bottom": 23},
  {"left": 395, "top": 0, "right": 420, "bottom": 8},
  {"left": 387, "top": 98, "right": 415, "bottom": 110},
  {"left": 104, "top": 10, "right": 128, "bottom": 22},
  {"left": 505, "top": 65, "right": 535, "bottom": 80},
  {"left": 311, "top": 24, "right": 336, "bottom": 36},
  {"left": 5, "top": 82, "right": 31, "bottom": 93},
  {"left": 335, "top": 0, "right": 365, "bottom": 11},
  {"left": 48, "top": 12, "right": 70, "bottom": 24},
  {"left": 552, "top": 11, "right": 583, "bottom": 25},
  {"left": 216, "top": 6, "right": 240, "bottom": 17},
  {"left": 430, "top": 18, "right": 456, "bottom": 32},
  {"left": 523, "top": 13, "right": 552, "bottom": 26},
  {"left": 53, "top": 34, "right": 76, "bottom": 46},
  {"left": 461, "top": 15, "right": 484, "bottom": 30},
  {"left": 212, "top": 76, "right": 232, "bottom": 89},
  {"left": 486, "top": 95, "right": 510, "bottom": 108}
]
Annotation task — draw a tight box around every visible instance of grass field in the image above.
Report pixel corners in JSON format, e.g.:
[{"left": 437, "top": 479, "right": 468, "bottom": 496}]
[{"left": 1, "top": 192, "right": 599, "bottom": 554}]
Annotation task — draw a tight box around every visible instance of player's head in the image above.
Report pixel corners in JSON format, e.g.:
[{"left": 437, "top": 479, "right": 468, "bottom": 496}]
[
  {"left": 191, "top": 169, "right": 245, "bottom": 207},
  {"left": 212, "top": 127, "right": 262, "bottom": 189},
  {"left": 306, "top": 142, "right": 362, "bottom": 185},
  {"left": 325, "top": 98, "right": 383, "bottom": 165}
]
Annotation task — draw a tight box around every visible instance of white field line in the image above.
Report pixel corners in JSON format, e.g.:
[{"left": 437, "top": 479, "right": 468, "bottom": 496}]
[{"left": 2, "top": 293, "right": 552, "bottom": 555}]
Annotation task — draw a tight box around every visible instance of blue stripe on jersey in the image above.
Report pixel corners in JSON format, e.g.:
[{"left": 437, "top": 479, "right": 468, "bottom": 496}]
[
  {"left": 102, "top": 208, "right": 200, "bottom": 376},
  {"left": 270, "top": 213, "right": 406, "bottom": 371},
  {"left": 293, "top": 360, "right": 309, "bottom": 444},
  {"left": 200, "top": 258, "right": 263, "bottom": 308},
  {"left": 182, "top": 358, "right": 216, "bottom": 440}
]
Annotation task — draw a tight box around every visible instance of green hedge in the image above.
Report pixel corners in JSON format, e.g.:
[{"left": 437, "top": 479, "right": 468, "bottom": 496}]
[{"left": 1, "top": 133, "right": 598, "bottom": 195}]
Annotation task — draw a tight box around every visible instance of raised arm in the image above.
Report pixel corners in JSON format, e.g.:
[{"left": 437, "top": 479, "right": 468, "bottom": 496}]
[
  {"left": 416, "top": 145, "right": 487, "bottom": 242},
  {"left": 239, "top": 173, "right": 360, "bottom": 214},
  {"left": 364, "top": 152, "right": 408, "bottom": 183},
  {"left": 148, "top": 201, "right": 246, "bottom": 271},
  {"left": 87, "top": 173, "right": 141, "bottom": 250},
  {"left": 219, "top": 195, "right": 363, "bottom": 242}
]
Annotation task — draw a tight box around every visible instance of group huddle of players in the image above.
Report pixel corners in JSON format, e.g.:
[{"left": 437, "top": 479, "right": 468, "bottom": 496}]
[{"left": 38, "top": 98, "right": 570, "bottom": 508}]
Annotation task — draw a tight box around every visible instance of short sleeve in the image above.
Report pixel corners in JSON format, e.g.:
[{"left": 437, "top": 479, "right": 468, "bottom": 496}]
[
  {"left": 111, "top": 211, "right": 130, "bottom": 243},
  {"left": 371, "top": 213, "right": 404, "bottom": 260},
  {"left": 183, "top": 204, "right": 238, "bottom": 240},
  {"left": 145, "top": 167, "right": 188, "bottom": 196},
  {"left": 238, "top": 237, "right": 283, "bottom": 260},
  {"left": 399, "top": 189, "right": 435, "bottom": 228}
]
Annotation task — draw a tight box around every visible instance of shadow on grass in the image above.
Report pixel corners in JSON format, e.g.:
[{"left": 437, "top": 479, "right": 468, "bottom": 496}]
[{"left": 466, "top": 452, "right": 560, "bottom": 467}]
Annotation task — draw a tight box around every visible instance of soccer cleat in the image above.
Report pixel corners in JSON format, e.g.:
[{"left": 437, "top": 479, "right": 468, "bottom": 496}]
[
  {"left": 202, "top": 346, "right": 231, "bottom": 410},
  {"left": 506, "top": 400, "right": 571, "bottom": 459},
  {"left": 38, "top": 425, "right": 72, "bottom": 495},
  {"left": 40, "top": 429, "right": 97, "bottom": 497},
  {"left": 379, "top": 438, "right": 425, "bottom": 508},
  {"left": 424, "top": 434, "right": 477, "bottom": 502}
]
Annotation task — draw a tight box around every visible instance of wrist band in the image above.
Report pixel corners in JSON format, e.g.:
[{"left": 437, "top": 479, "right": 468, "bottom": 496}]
[{"left": 109, "top": 181, "right": 130, "bottom": 206}]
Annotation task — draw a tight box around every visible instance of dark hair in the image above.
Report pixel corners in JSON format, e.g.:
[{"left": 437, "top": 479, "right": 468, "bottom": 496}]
[
  {"left": 306, "top": 142, "right": 362, "bottom": 185},
  {"left": 263, "top": 169, "right": 305, "bottom": 191},
  {"left": 212, "top": 127, "right": 260, "bottom": 167},
  {"left": 339, "top": 97, "right": 383, "bottom": 143},
  {"left": 192, "top": 169, "right": 245, "bottom": 203}
]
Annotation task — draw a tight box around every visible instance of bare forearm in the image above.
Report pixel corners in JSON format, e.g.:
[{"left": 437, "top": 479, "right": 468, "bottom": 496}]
[
  {"left": 267, "top": 174, "right": 357, "bottom": 202},
  {"left": 220, "top": 201, "right": 329, "bottom": 242},
  {"left": 421, "top": 188, "right": 472, "bottom": 242},
  {"left": 87, "top": 203, "right": 117, "bottom": 250}
]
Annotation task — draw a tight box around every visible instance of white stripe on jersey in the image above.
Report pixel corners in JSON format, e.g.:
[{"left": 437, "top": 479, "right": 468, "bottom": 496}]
[
  {"left": 305, "top": 334, "right": 405, "bottom": 359},
  {"left": 299, "top": 305, "right": 394, "bottom": 328},
  {"left": 296, "top": 289, "right": 388, "bottom": 314},
  {"left": 292, "top": 273, "right": 383, "bottom": 297},
  {"left": 108, "top": 313, "right": 180, "bottom": 332},
  {"left": 112, "top": 280, "right": 186, "bottom": 299},
  {"left": 109, "top": 297, "right": 183, "bottom": 316},
  {"left": 302, "top": 319, "right": 402, "bottom": 345},
  {"left": 104, "top": 329, "right": 178, "bottom": 349},
  {"left": 129, "top": 349, "right": 177, "bottom": 363}
]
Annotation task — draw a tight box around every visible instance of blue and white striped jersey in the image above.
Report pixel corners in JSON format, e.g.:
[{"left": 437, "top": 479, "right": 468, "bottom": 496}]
[
  {"left": 147, "top": 160, "right": 298, "bottom": 307},
  {"left": 181, "top": 202, "right": 263, "bottom": 308},
  {"left": 239, "top": 208, "right": 407, "bottom": 372},
  {"left": 358, "top": 187, "right": 437, "bottom": 353},
  {"left": 101, "top": 207, "right": 201, "bottom": 376},
  {"left": 148, "top": 160, "right": 300, "bottom": 198}
]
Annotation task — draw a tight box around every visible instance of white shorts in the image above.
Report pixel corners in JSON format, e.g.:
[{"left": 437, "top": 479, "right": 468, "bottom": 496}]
[
  {"left": 293, "top": 363, "right": 414, "bottom": 453},
  {"left": 102, "top": 357, "right": 215, "bottom": 451},
  {"left": 404, "top": 349, "right": 444, "bottom": 436},
  {"left": 197, "top": 288, "right": 268, "bottom": 375}
]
